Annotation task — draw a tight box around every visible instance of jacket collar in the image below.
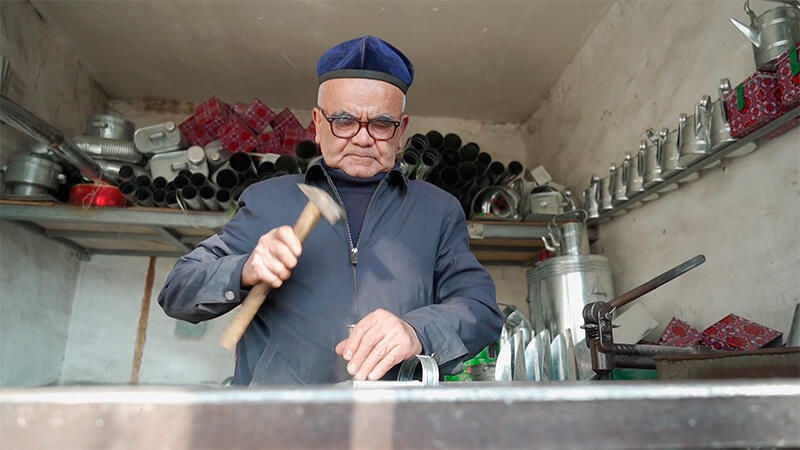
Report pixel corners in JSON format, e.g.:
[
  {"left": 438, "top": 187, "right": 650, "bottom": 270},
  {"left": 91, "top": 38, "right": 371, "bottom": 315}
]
[{"left": 304, "top": 159, "right": 408, "bottom": 192}]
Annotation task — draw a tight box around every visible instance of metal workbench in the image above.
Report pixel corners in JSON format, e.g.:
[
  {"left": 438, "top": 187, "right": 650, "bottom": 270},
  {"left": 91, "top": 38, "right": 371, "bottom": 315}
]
[{"left": 2, "top": 380, "right": 799, "bottom": 448}]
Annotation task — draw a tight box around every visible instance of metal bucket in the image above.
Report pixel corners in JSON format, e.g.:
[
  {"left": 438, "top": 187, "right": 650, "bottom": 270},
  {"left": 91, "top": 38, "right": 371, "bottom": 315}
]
[{"left": 527, "top": 254, "right": 614, "bottom": 346}]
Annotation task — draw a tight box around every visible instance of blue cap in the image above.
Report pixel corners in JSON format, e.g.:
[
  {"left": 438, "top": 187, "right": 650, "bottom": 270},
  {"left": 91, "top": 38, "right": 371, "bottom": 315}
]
[{"left": 317, "top": 36, "right": 414, "bottom": 94}]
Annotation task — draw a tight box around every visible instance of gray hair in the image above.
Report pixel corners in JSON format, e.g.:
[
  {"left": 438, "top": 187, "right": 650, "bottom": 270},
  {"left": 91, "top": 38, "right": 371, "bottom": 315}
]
[{"left": 317, "top": 82, "right": 406, "bottom": 113}]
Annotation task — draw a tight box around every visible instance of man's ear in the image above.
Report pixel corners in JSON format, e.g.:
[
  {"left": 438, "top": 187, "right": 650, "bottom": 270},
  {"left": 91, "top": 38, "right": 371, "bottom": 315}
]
[{"left": 312, "top": 107, "right": 322, "bottom": 145}]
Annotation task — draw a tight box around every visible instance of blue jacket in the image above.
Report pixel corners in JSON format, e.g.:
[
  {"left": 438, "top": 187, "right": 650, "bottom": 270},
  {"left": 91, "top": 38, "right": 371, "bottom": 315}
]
[{"left": 158, "top": 162, "right": 503, "bottom": 385}]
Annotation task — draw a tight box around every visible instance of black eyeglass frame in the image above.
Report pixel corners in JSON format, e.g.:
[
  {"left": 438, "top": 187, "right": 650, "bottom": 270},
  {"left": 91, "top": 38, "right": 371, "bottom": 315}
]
[{"left": 317, "top": 106, "right": 402, "bottom": 141}]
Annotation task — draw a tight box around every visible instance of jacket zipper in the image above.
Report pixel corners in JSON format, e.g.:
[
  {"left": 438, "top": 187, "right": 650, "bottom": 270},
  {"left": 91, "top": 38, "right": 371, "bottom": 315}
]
[{"left": 324, "top": 176, "right": 386, "bottom": 321}]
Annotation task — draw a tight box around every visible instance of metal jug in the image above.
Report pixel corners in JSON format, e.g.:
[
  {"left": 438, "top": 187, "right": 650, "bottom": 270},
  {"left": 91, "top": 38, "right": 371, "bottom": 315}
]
[
  {"left": 611, "top": 162, "right": 628, "bottom": 206},
  {"left": 645, "top": 129, "right": 679, "bottom": 193},
  {"left": 583, "top": 175, "right": 599, "bottom": 219},
  {"left": 637, "top": 142, "right": 659, "bottom": 202},
  {"left": 598, "top": 174, "right": 613, "bottom": 213},
  {"left": 678, "top": 96, "right": 711, "bottom": 167},
  {"left": 620, "top": 153, "right": 642, "bottom": 209},
  {"left": 730, "top": 0, "right": 800, "bottom": 71}
]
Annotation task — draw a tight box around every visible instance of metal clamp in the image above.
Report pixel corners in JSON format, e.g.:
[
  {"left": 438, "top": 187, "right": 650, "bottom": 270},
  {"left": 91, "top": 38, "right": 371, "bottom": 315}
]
[{"left": 398, "top": 355, "right": 439, "bottom": 387}]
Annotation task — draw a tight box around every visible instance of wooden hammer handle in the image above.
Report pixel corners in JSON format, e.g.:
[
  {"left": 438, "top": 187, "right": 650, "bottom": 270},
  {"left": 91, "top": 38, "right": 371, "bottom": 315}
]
[{"left": 220, "top": 202, "right": 322, "bottom": 350}]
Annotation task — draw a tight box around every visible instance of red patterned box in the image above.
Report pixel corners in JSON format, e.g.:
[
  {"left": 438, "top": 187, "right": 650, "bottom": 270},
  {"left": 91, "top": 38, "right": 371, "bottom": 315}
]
[
  {"left": 657, "top": 317, "right": 701, "bottom": 348},
  {"left": 218, "top": 115, "right": 259, "bottom": 153},
  {"left": 257, "top": 130, "right": 282, "bottom": 154},
  {"left": 775, "top": 42, "right": 800, "bottom": 108},
  {"left": 242, "top": 98, "right": 276, "bottom": 133},
  {"left": 194, "top": 97, "right": 232, "bottom": 134},
  {"left": 725, "top": 72, "right": 787, "bottom": 138},
  {"left": 701, "top": 314, "right": 782, "bottom": 351},
  {"left": 179, "top": 115, "right": 216, "bottom": 147},
  {"left": 281, "top": 126, "right": 315, "bottom": 155},
  {"left": 270, "top": 108, "right": 304, "bottom": 134}
]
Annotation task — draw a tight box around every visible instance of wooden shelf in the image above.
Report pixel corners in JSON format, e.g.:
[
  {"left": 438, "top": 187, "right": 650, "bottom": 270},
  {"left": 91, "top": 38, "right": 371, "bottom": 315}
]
[{"left": 0, "top": 201, "right": 563, "bottom": 264}]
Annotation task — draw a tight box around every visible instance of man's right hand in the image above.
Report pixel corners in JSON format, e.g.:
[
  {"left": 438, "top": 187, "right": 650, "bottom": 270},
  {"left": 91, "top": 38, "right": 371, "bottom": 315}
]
[{"left": 241, "top": 226, "right": 302, "bottom": 289}]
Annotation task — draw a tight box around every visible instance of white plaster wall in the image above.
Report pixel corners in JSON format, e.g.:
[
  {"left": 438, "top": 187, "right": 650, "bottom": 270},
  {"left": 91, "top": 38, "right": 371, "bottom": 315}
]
[
  {"left": 0, "top": 1, "right": 108, "bottom": 387},
  {"left": 60, "top": 256, "right": 235, "bottom": 385},
  {"left": 523, "top": 0, "right": 800, "bottom": 339}
]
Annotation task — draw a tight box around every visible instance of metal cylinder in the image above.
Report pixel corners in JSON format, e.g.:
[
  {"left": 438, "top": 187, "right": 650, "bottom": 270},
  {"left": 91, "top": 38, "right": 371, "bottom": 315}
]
[
  {"left": 216, "top": 189, "right": 236, "bottom": 210},
  {"left": 180, "top": 185, "right": 206, "bottom": 211},
  {"left": 165, "top": 190, "right": 179, "bottom": 209},
  {"left": 152, "top": 189, "right": 167, "bottom": 207},
  {"left": 678, "top": 96, "right": 711, "bottom": 167},
  {"left": 93, "top": 160, "right": 143, "bottom": 185},
  {"left": 440, "top": 166, "right": 459, "bottom": 188},
  {"left": 414, "top": 150, "right": 439, "bottom": 180},
  {"left": 229, "top": 152, "right": 257, "bottom": 179},
  {"left": 85, "top": 114, "right": 135, "bottom": 141},
  {"left": 134, "top": 188, "right": 153, "bottom": 206},
  {"left": 527, "top": 254, "right": 614, "bottom": 344},
  {"left": 441, "top": 149, "right": 460, "bottom": 167},
  {"left": 425, "top": 130, "right": 444, "bottom": 150},
  {"left": 583, "top": 175, "right": 599, "bottom": 219},
  {"left": 557, "top": 222, "right": 590, "bottom": 256},
  {"left": 199, "top": 185, "right": 220, "bottom": 211},
  {"left": 3, "top": 154, "right": 63, "bottom": 196},
  {"left": 405, "top": 134, "right": 429, "bottom": 153},
  {"left": 152, "top": 176, "right": 168, "bottom": 191},
  {"left": 72, "top": 135, "right": 143, "bottom": 164},
  {"left": 457, "top": 161, "right": 477, "bottom": 188},
  {"left": 498, "top": 160, "right": 524, "bottom": 185},
  {"left": 190, "top": 172, "right": 210, "bottom": 190},
  {"left": 459, "top": 143, "right": 479, "bottom": 162},
  {"left": 204, "top": 140, "right": 232, "bottom": 170},
  {"left": 258, "top": 161, "right": 275, "bottom": 178},
  {"left": 611, "top": 161, "right": 628, "bottom": 206},
  {"left": 487, "top": 161, "right": 505, "bottom": 185},
  {"left": 399, "top": 149, "right": 419, "bottom": 177},
  {"left": 119, "top": 182, "right": 137, "bottom": 203},
  {"left": 476, "top": 152, "right": 492, "bottom": 175},
  {"left": 660, "top": 127, "right": 683, "bottom": 178},
  {"left": 173, "top": 175, "right": 190, "bottom": 191},
  {"left": 443, "top": 133, "right": 462, "bottom": 151},
  {"left": 118, "top": 164, "right": 146, "bottom": 184},
  {"left": 213, "top": 169, "right": 238, "bottom": 190},
  {"left": 294, "top": 140, "right": 318, "bottom": 172},
  {"left": 598, "top": 175, "right": 613, "bottom": 212},
  {"left": 134, "top": 174, "right": 151, "bottom": 190},
  {"left": 275, "top": 155, "right": 299, "bottom": 174},
  {"left": 425, "top": 168, "right": 440, "bottom": 185},
  {"left": 643, "top": 137, "right": 664, "bottom": 189}
]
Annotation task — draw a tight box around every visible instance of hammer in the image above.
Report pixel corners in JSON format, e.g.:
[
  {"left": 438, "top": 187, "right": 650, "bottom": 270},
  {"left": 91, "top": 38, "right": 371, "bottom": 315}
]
[{"left": 220, "top": 183, "right": 345, "bottom": 350}]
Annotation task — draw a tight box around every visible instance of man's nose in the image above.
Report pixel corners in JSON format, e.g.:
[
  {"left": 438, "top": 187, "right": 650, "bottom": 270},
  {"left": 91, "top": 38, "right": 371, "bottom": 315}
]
[{"left": 350, "top": 124, "right": 374, "bottom": 147}]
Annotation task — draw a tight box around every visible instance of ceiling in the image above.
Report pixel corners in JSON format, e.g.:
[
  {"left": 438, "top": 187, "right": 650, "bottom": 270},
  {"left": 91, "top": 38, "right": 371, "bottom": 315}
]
[{"left": 33, "top": 1, "right": 609, "bottom": 123}]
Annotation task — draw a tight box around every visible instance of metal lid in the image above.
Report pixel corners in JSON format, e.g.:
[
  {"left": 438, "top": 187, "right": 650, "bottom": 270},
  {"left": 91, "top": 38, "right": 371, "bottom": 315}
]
[{"left": 187, "top": 146, "right": 206, "bottom": 165}]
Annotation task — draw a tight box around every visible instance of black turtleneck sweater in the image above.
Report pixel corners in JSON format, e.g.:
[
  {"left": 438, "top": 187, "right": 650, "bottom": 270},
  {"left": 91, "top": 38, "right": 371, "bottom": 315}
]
[{"left": 324, "top": 163, "right": 386, "bottom": 244}]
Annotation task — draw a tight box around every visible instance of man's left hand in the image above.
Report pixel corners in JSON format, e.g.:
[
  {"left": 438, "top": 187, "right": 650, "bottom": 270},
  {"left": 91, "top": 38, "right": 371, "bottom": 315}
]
[{"left": 335, "top": 308, "right": 423, "bottom": 381}]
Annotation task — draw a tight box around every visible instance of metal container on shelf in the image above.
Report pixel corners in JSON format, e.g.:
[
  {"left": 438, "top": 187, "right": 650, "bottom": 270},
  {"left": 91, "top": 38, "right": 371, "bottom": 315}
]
[
  {"left": 583, "top": 175, "right": 599, "bottom": 219},
  {"left": 729, "top": 0, "right": 800, "bottom": 71},
  {"left": 678, "top": 96, "right": 711, "bottom": 167},
  {"left": 526, "top": 254, "right": 615, "bottom": 346},
  {"left": 659, "top": 127, "right": 683, "bottom": 178},
  {"left": 598, "top": 174, "right": 613, "bottom": 213},
  {"left": 2, "top": 153, "right": 64, "bottom": 196},
  {"left": 134, "top": 121, "right": 188, "bottom": 154},
  {"left": 645, "top": 130, "right": 679, "bottom": 193},
  {"left": 610, "top": 162, "right": 628, "bottom": 206},
  {"left": 622, "top": 152, "right": 643, "bottom": 209},
  {"left": 85, "top": 114, "right": 135, "bottom": 141},
  {"left": 638, "top": 141, "right": 660, "bottom": 202},
  {"left": 149, "top": 146, "right": 208, "bottom": 181}
]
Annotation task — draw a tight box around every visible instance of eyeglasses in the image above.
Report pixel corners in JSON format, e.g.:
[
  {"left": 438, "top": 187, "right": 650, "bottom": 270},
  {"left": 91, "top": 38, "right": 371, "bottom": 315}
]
[{"left": 317, "top": 107, "right": 401, "bottom": 141}]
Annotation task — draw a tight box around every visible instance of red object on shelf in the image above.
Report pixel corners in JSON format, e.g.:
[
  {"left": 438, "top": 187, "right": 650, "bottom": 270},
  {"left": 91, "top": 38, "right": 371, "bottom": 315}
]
[
  {"left": 775, "top": 42, "right": 800, "bottom": 108},
  {"left": 701, "top": 314, "right": 782, "bottom": 351},
  {"left": 218, "top": 115, "right": 259, "bottom": 153},
  {"left": 725, "top": 72, "right": 787, "bottom": 138},
  {"left": 257, "top": 130, "right": 282, "bottom": 154},
  {"left": 242, "top": 98, "right": 275, "bottom": 133},
  {"left": 194, "top": 97, "right": 232, "bottom": 134},
  {"left": 179, "top": 115, "right": 216, "bottom": 146},
  {"left": 270, "top": 108, "right": 304, "bottom": 135},
  {"left": 69, "top": 184, "right": 127, "bottom": 207},
  {"left": 657, "top": 317, "right": 701, "bottom": 348}
]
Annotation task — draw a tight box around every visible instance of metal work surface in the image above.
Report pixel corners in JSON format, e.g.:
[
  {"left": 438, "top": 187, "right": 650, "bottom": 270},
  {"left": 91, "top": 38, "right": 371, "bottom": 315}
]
[
  {"left": 0, "top": 201, "right": 556, "bottom": 263},
  {"left": 588, "top": 105, "right": 800, "bottom": 223},
  {"left": 3, "top": 380, "right": 799, "bottom": 449}
]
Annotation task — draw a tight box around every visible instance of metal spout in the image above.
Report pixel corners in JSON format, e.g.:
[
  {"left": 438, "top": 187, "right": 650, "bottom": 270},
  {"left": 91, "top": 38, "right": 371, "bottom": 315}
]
[{"left": 729, "top": 17, "right": 761, "bottom": 47}]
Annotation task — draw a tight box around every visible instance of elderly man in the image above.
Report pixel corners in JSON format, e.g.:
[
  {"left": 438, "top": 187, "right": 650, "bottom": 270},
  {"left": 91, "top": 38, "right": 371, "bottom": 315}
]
[{"left": 159, "top": 36, "right": 503, "bottom": 385}]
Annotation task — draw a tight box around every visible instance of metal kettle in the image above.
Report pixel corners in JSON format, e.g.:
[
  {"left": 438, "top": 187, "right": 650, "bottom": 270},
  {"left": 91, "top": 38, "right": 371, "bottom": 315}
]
[{"left": 730, "top": 0, "right": 800, "bottom": 71}]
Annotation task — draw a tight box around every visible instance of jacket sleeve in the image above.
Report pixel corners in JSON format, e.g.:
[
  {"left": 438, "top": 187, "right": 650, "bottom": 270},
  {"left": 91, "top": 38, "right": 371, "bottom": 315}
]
[
  {"left": 401, "top": 199, "right": 504, "bottom": 374},
  {"left": 157, "top": 188, "right": 261, "bottom": 323}
]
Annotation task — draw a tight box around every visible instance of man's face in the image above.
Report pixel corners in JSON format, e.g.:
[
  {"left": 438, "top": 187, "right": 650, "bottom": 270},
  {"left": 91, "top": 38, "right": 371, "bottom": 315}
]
[{"left": 313, "top": 78, "right": 409, "bottom": 178}]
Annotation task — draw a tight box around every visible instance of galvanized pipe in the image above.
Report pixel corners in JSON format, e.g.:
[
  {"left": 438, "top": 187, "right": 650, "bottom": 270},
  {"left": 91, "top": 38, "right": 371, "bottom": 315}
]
[
  {"left": 459, "top": 143, "right": 479, "bottom": 162},
  {"left": 152, "top": 176, "right": 168, "bottom": 191},
  {"left": 213, "top": 169, "right": 238, "bottom": 190},
  {"left": 165, "top": 191, "right": 179, "bottom": 209},
  {"left": 457, "top": 161, "right": 477, "bottom": 188},
  {"left": 180, "top": 185, "right": 206, "bottom": 211},
  {"left": 399, "top": 149, "right": 419, "bottom": 177},
  {"left": 257, "top": 161, "right": 275, "bottom": 178},
  {"left": 134, "top": 175, "right": 152, "bottom": 190},
  {"left": 172, "top": 175, "right": 190, "bottom": 191},
  {"left": 441, "top": 149, "right": 460, "bottom": 167},
  {"left": 119, "top": 182, "right": 137, "bottom": 203},
  {"left": 443, "top": 133, "right": 462, "bottom": 151},
  {"left": 425, "top": 130, "right": 444, "bottom": 150},
  {"left": 275, "top": 155, "right": 299, "bottom": 174},
  {"left": 134, "top": 188, "right": 153, "bottom": 206},
  {"left": 72, "top": 135, "right": 143, "bottom": 164},
  {"left": 190, "top": 172, "right": 211, "bottom": 190},
  {"left": 199, "top": 186, "right": 220, "bottom": 211},
  {"left": 487, "top": 161, "right": 505, "bottom": 185},
  {"left": 0, "top": 94, "right": 104, "bottom": 183},
  {"left": 414, "top": 150, "right": 438, "bottom": 180},
  {"left": 152, "top": 189, "right": 167, "bottom": 207},
  {"left": 96, "top": 160, "right": 147, "bottom": 185},
  {"left": 229, "top": 153, "right": 256, "bottom": 180},
  {"left": 216, "top": 189, "right": 236, "bottom": 210},
  {"left": 294, "top": 140, "right": 318, "bottom": 173}
]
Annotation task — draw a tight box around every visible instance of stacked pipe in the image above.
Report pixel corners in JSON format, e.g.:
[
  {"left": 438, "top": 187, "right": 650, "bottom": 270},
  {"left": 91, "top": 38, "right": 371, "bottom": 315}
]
[{"left": 399, "top": 130, "right": 524, "bottom": 217}]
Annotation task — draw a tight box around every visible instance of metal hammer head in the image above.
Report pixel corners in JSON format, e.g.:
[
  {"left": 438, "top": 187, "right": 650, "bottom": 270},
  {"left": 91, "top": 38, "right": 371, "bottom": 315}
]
[{"left": 297, "top": 183, "right": 345, "bottom": 225}]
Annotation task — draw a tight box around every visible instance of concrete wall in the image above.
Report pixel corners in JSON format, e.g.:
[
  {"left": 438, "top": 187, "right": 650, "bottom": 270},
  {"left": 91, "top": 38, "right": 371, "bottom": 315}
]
[
  {"left": 523, "top": 0, "right": 800, "bottom": 339},
  {"left": 60, "top": 256, "right": 234, "bottom": 385},
  {"left": 0, "top": 1, "right": 108, "bottom": 387}
]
